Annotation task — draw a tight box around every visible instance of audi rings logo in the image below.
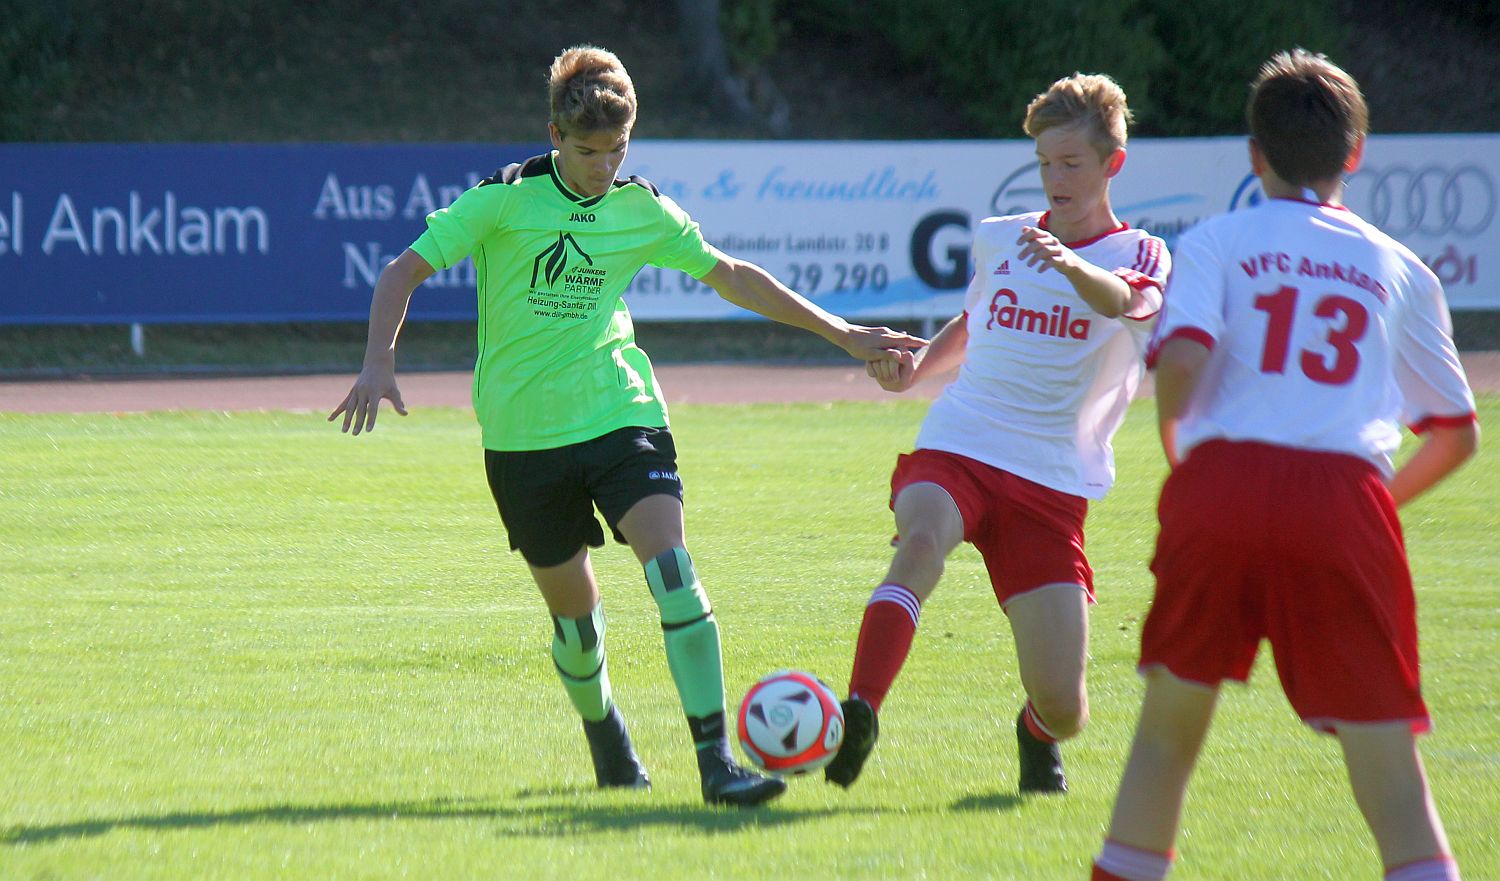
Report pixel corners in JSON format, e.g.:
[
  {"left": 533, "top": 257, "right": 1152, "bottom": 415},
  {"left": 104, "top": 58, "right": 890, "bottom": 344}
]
[{"left": 1348, "top": 164, "right": 1496, "bottom": 238}]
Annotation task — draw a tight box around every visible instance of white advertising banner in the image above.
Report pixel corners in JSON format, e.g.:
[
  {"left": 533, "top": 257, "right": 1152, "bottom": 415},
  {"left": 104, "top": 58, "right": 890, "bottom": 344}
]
[{"left": 622, "top": 134, "right": 1498, "bottom": 318}]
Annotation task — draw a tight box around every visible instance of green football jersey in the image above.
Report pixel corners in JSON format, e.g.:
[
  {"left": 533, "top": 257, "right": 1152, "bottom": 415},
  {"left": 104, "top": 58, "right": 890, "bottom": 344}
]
[{"left": 410, "top": 152, "right": 721, "bottom": 451}]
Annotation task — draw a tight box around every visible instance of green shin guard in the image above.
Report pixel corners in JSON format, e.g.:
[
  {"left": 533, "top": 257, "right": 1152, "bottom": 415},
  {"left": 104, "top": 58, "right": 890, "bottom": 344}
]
[
  {"left": 644, "top": 548, "right": 727, "bottom": 746},
  {"left": 551, "top": 604, "right": 612, "bottom": 723}
]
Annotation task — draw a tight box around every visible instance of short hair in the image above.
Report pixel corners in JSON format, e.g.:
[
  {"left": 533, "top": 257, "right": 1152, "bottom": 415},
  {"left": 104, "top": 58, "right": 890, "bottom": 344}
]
[
  {"left": 1022, "top": 73, "right": 1132, "bottom": 158},
  {"left": 1247, "top": 49, "right": 1367, "bottom": 187},
  {"left": 548, "top": 45, "right": 637, "bottom": 138}
]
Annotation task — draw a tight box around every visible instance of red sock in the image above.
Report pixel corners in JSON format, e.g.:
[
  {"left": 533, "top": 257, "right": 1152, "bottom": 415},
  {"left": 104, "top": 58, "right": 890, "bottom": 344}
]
[
  {"left": 1023, "top": 699, "right": 1059, "bottom": 744},
  {"left": 1386, "top": 855, "right": 1460, "bottom": 881},
  {"left": 1093, "top": 840, "right": 1174, "bottom": 881},
  {"left": 848, "top": 583, "right": 921, "bottom": 713}
]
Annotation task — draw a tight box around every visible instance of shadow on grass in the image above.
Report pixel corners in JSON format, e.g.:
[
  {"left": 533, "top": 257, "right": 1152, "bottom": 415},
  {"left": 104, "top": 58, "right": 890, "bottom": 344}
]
[
  {"left": 2, "top": 794, "right": 859, "bottom": 845},
  {"left": 948, "top": 792, "right": 1024, "bottom": 813}
]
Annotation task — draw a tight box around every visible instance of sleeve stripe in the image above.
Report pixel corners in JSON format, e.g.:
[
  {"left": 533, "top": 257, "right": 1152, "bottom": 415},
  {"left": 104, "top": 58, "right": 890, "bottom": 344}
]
[
  {"left": 1145, "top": 326, "right": 1215, "bottom": 369},
  {"left": 1144, "top": 239, "right": 1162, "bottom": 279},
  {"left": 1409, "top": 412, "right": 1479, "bottom": 435},
  {"left": 1131, "top": 238, "right": 1162, "bottom": 281}
]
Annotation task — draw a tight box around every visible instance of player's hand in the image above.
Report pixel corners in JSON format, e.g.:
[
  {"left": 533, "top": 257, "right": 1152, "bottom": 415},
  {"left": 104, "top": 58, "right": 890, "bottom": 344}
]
[
  {"left": 865, "top": 347, "right": 919, "bottom": 393},
  {"left": 839, "top": 324, "right": 927, "bottom": 362},
  {"left": 328, "top": 363, "right": 407, "bottom": 435},
  {"left": 1017, "top": 226, "right": 1082, "bottom": 276}
]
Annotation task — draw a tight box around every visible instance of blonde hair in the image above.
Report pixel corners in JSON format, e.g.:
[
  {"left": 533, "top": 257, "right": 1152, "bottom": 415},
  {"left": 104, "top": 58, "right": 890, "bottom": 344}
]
[
  {"left": 548, "top": 45, "right": 637, "bottom": 138},
  {"left": 1022, "top": 73, "right": 1132, "bottom": 158}
]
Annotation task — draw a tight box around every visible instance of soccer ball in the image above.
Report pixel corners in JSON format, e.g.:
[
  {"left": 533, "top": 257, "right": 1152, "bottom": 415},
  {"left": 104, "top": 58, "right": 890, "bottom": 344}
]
[{"left": 736, "top": 669, "right": 845, "bottom": 776}]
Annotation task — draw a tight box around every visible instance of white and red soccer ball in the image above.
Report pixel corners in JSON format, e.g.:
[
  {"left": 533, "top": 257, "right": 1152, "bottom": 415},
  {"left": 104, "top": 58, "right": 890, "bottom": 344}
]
[{"left": 736, "top": 669, "right": 845, "bottom": 776}]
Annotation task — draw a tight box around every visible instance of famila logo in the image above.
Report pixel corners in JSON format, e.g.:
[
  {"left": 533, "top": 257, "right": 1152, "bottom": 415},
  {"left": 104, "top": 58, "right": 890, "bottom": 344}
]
[
  {"left": 531, "top": 232, "right": 594, "bottom": 288},
  {"left": 987, "top": 288, "right": 1091, "bottom": 340}
]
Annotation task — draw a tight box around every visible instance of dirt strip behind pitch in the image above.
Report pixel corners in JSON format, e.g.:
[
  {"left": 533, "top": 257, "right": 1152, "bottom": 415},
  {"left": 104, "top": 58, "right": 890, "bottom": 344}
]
[{"left": 2, "top": 355, "right": 1498, "bottom": 413}]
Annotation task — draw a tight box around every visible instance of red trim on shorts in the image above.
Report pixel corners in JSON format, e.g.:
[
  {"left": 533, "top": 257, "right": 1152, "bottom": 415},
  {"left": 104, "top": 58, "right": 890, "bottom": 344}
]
[
  {"left": 1408, "top": 412, "right": 1477, "bottom": 435},
  {"left": 1136, "top": 661, "right": 1226, "bottom": 690},
  {"left": 1303, "top": 715, "right": 1433, "bottom": 736},
  {"left": 1140, "top": 440, "right": 1430, "bottom": 733},
  {"left": 891, "top": 448, "right": 1093, "bottom": 605},
  {"left": 1145, "top": 326, "right": 1215, "bottom": 369}
]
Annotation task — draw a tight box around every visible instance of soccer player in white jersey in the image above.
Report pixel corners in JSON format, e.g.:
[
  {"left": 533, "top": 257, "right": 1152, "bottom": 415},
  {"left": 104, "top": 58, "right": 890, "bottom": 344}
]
[
  {"left": 1090, "top": 51, "right": 1477, "bottom": 881},
  {"left": 823, "top": 73, "right": 1170, "bottom": 794}
]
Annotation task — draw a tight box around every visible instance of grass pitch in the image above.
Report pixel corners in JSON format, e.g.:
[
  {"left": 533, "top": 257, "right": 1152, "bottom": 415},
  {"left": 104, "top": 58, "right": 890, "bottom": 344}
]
[{"left": 1, "top": 399, "right": 1496, "bottom": 880}]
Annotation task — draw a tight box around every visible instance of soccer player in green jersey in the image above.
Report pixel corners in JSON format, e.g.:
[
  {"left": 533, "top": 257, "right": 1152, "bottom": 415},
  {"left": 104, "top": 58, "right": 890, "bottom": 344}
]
[{"left": 330, "top": 45, "right": 924, "bottom": 807}]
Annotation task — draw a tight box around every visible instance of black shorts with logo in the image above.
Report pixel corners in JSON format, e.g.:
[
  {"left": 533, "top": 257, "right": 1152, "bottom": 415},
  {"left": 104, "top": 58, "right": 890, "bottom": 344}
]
[{"left": 484, "top": 426, "right": 684, "bottom": 568}]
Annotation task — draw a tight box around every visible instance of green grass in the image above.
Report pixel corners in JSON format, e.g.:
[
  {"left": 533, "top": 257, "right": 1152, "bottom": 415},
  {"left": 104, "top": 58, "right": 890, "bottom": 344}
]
[{"left": 1, "top": 399, "right": 1496, "bottom": 880}]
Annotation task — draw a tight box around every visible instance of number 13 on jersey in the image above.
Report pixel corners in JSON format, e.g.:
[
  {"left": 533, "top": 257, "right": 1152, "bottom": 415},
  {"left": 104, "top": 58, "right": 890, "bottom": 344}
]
[{"left": 1254, "top": 285, "right": 1371, "bottom": 385}]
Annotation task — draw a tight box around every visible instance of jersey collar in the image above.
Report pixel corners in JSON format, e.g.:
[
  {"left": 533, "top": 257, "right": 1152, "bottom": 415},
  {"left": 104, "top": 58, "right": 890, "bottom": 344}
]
[
  {"left": 1270, "top": 195, "right": 1352, "bottom": 211},
  {"left": 1038, "top": 211, "right": 1130, "bottom": 249},
  {"left": 546, "top": 152, "right": 611, "bottom": 209}
]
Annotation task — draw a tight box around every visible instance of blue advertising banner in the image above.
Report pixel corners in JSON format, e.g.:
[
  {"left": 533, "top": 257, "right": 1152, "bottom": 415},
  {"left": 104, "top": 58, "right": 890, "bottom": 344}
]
[
  {"left": 2, "top": 136, "right": 1496, "bottom": 324},
  {"left": 0, "top": 142, "right": 545, "bottom": 324}
]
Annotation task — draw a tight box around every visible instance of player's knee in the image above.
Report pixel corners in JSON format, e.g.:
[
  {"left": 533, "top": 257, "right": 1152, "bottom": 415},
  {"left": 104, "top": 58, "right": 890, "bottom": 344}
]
[
  {"left": 1033, "top": 691, "right": 1088, "bottom": 740},
  {"left": 892, "top": 530, "right": 948, "bottom": 577},
  {"left": 644, "top": 547, "right": 713, "bottom": 626},
  {"left": 552, "top": 605, "right": 607, "bottom": 681}
]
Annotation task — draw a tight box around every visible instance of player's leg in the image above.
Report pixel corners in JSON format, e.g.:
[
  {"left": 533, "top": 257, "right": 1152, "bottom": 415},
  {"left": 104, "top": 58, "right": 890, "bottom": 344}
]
[
  {"left": 485, "top": 448, "right": 648, "bottom": 789},
  {"left": 614, "top": 493, "right": 784, "bottom": 806},
  {"left": 1092, "top": 440, "right": 1263, "bottom": 877},
  {"left": 978, "top": 469, "right": 1092, "bottom": 793},
  {"left": 1336, "top": 722, "right": 1458, "bottom": 879},
  {"left": 1092, "top": 668, "right": 1219, "bottom": 881},
  {"left": 850, "top": 480, "right": 966, "bottom": 707},
  {"left": 529, "top": 548, "right": 649, "bottom": 788},
  {"left": 1258, "top": 447, "right": 1457, "bottom": 878},
  {"left": 826, "top": 474, "right": 966, "bottom": 788},
  {"left": 1006, "top": 582, "right": 1088, "bottom": 793},
  {"left": 593, "top": 427, "right": 783, "bottom": 807}
]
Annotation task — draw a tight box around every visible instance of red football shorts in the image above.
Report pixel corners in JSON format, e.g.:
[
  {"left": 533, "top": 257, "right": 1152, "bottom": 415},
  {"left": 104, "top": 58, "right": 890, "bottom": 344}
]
[
  {"left": 1141, "top": 439, "right": 1429, "bottom": 734},
  {"left": 891, "top": 448, "right": 1093, "bottom": 606}
]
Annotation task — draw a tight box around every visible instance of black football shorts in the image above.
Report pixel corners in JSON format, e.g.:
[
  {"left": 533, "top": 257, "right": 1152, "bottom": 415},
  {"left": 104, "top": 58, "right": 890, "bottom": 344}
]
[{"left": 484, "top": 426, "right": 684, "bottom": 568}]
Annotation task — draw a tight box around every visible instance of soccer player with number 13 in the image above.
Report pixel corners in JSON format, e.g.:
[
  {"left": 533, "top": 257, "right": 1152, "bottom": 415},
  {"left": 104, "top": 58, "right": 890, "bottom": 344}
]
[{"left": 1091, "top": 50, "right": 1478, "bottom": 881}]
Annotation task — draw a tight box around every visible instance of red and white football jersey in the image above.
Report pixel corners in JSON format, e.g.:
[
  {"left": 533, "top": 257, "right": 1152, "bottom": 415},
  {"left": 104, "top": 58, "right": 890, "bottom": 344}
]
[
  {"left": 1148, "top": 197, "right": 1476, "bottom": 475},
  {"left": 915, "top": 211, "right": 1169, "bottom": 499}
]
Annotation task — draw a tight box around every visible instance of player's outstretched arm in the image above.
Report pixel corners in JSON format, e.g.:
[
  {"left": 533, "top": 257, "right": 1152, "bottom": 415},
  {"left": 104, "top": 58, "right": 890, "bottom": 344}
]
[
  {"left": 1152, "top": 337, "right": 1212, "bottom": 468},
  {"left": 701, "top": 256, "right": 927, "bottom": 362},
  {"left": 1016, "top": 226, "right": 1136, "bottom": 317},
  {"left": 329, "top": 248, "right": 437, "bottom": 435},
  {"left": 1388, "top": 421, "right": 1479, "bottom": 507},
  {"left": 867, "top": 314, "right": 966, "bottom": 393}
]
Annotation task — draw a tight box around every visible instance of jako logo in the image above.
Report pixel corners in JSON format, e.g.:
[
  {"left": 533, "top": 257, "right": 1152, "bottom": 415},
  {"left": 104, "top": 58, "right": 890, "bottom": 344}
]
[
  {"left": 569, "top": 212, "right": 596, "bottom": 223},
  {"left": 987, "top": 288, "right": 1090, "bottom": 339},
  {"left": 647, "top": 470, "right": 680, "bottom": 482},
  {"left": 531, "top": 232, "right": 594, "bottom": 288}
]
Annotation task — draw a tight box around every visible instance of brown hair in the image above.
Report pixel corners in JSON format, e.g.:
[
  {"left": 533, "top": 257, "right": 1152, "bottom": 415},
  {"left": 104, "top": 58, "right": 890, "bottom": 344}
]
[
  {"left": 548, "top": 45, "right": 637, "bottom": 138},
  {"left": 1247, "top": 49, "right": 1367, "bottom": 186},
  {"left": 1022, "top": 73, "right": 1132, "bottom": 158}
]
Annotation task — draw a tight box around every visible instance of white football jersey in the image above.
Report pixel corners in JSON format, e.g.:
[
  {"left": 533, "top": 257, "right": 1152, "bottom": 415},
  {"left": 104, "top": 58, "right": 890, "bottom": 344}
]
[
  {"left": 915, "top": 211, "right": 1169, "bottom": 499},
  {"left": 1149, "top": 197, "right": 1476, "bottom": 475}
]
